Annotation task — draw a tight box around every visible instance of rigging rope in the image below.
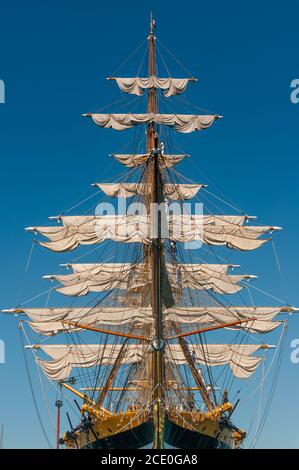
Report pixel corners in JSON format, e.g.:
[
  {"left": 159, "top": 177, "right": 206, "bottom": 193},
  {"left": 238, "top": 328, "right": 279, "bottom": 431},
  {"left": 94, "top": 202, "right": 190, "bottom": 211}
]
[
  {"left": 25, "top": 240, "right": 36, "bottom": 272},
  {"left": 156, "top": 38, "right": 195, "bottom": 78},
  {"left": 19, "top": 323, "right": 53, "bottom": 449},
  {"left": 21, "top": 322, "right": 80, "bottom": 416},
  {"left": 251, "top": 357, "right": 265, "bottom": 447},
  {"left": 108, "top": 39, "right": 148, "bottom": 78},
  {"left": 249, "top": 323, "right": 287, "bottom": 447},
  {"left": 245, "top": 321, "right": 287, "bottom": 400},
  {"left": 271, "top": 240, "right": 281, "bottom": 272}
]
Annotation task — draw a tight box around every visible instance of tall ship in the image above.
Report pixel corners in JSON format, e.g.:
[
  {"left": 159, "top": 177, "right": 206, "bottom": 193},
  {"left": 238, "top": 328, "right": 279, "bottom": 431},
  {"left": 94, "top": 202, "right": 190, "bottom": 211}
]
[{"left": 3, "top": 16, "right": 297, "bottom": 449}]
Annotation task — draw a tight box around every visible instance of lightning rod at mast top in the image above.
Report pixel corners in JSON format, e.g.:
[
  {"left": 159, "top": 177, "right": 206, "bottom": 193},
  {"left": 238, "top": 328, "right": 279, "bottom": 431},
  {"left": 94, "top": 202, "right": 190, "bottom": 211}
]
[{"left": 150, "top": 13, "right": 155, "bottom": 35}]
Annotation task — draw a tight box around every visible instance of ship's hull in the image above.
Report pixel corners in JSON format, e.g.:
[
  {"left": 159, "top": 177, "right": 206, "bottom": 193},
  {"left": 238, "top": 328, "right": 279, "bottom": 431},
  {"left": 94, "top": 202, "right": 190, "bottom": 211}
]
[
  {"left": 163, "top": 416, "right": 232, "bottom": 449},
  {"left": 81, "top": 419, "right": 154, "bottom": 449},
  {"left": 80, "top": 416, "right": 233, "bottom": 449}
]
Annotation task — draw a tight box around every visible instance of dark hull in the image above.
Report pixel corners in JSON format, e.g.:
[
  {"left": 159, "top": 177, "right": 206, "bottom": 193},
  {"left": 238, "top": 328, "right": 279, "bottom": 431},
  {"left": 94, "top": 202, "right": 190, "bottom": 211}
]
[
  {"left": 82, "top": 419, "right": 154, "bottom": 449},
  {"left": 81, "top": 417, "right": 232, "bottom": 449},
  {"left": 164, "top": 417, "right": 231, "bottom": 449}
]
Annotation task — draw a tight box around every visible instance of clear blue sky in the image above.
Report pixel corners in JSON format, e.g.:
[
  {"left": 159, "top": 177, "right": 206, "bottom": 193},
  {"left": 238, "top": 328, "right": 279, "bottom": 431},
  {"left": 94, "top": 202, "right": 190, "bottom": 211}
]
[{"left": 0, "top": 0, "right": 299, "bottom": 449}]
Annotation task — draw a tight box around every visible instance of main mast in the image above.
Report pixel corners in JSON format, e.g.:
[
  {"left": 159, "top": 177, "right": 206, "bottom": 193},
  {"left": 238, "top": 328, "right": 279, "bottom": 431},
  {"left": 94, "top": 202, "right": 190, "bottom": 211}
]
[{"left": 147, "top": 14, "right": 164, "bottom": 449}]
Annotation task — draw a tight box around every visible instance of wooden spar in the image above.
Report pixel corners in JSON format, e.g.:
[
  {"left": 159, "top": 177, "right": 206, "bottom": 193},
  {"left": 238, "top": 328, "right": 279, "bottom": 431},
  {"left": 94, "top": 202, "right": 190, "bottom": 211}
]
[
  {"left": 167, "top": 318, "right": 257, "bottom": 340},
  {"left": 97, "top": 339, "right": 129, "bottom": 406},
  {"left": 147, "top": 14, "right": 164, "bottom": 450},
  {"left": 83, "top": 387, "right": 146, "bottom": 392},
  {"left": 55, "top": 400, "right": 62, "bottom": 449},
  {"left": 81, "top": 387, "right": 205, "bottom": 391},
  {"left": 61, "top": 320, "right": 150, "bottom": 342},
  {"left": 60, "top": 381, "right": 95, "bottom": 404},
  {"left": 60, "top": 382, "right": 112, "bottom": 416},
  {"left": 106, "top": 77, "right": 198, "bottom": 82},
  {"left": 171, "top": 322, "right": 213, "bottom": 411}
]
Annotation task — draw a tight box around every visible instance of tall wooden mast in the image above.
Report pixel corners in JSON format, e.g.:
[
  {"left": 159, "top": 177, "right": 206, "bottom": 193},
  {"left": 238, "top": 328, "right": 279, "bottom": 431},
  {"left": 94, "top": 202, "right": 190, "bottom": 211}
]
[{"left": 147, "top": 13, "right": 164, "bottom": 449}]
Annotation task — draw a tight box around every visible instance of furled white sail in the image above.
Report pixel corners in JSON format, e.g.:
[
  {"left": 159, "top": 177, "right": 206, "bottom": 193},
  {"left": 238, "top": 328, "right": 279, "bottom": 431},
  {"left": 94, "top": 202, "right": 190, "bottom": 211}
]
[
  {"left": 26, "top": 307, "right": 152, "bottom": 335},
  {"left": 36, "top": 344, "right": 149, "bottom": 381},
  {"left": 83, "top": 113, "right": 221, "bottom": 133},
  {"left": 95, "top": 183, "right": 204, "bottom": 200},
  {"left": 35, "top": 343, "right": 266, "bottom": 381},
  {"left": 167, "top": 264, "right": 254, "bottom": 295},
  {"left": 65, "top": 262, "right": 236, "bottom": 276},
  {"left": 166, "top": 344, "right": 264, "bottom": 379},
  {"left": 22, "top": 306, "right": 152, "bottom": 324},
  {"left": 10, "top": 305, "right": 288, "bottom": 336},
  {"left": 111, "top": 77, "right": 194, "bottom": 97},
  {"left": 26, "top": 215, "right": 280, "bottom": 252},
  {"left": 26, "top": 215, "right": 152, "bottom": 251},
  {"left": 47, "top": 263, "right": 147, "bottom": 296},
  {"left": 44, "top": 262, "right": 253, "bottom": 296},
  {"left": 111, "top": 153, "right": 188, "bottom": 168},
  {"left": 165, "top": 306, "right": 283, "bottom": 333},
  {"left": 169, "top": 216, "right": 277, "bottom": 251}
]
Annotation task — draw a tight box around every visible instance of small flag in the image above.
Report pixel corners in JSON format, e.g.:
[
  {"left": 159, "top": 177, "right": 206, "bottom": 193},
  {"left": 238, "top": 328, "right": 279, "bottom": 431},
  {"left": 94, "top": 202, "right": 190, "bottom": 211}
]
[{"left": 152, "top": 19, "right": 156, "bottom": 29}]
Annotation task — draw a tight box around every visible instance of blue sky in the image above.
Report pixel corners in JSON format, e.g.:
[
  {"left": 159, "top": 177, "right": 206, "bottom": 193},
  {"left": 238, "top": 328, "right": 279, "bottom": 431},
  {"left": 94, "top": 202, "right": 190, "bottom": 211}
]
[{"left": 0, "top": 0, "right": 299, "bottom": 449}]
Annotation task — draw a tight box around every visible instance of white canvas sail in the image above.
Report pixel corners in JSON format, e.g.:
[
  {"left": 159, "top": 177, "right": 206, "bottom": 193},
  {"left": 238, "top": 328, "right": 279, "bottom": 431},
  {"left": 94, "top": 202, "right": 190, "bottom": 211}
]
[
  {"left": 5, "top": 305, "right": 288, "bottom": 337},
  {"left": 26, "top": 215, "right": 280, "bottom": 252},
  {"left": 83, "top": 113, "right": 221, "bottom": 133},
  {"left": 111, "top": 153, "right": 188, "bottom": 168},
  {"left": 35, "top": 343, "right": 266, "bottom": 381},
  {"left": 95, "top": 183, "right": 204, "bottom": 200},
  {"left": 44, "top": 262, "right": 254, "bottom": 296},
  {"left": 110, "top": 77, "right": 194, "bottom": 96}
]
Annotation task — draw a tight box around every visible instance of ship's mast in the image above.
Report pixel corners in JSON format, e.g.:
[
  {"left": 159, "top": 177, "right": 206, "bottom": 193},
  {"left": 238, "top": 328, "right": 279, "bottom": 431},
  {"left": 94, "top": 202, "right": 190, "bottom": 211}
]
[{"left": 147, "top": 14, "right": 164, "bottom": 449}]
